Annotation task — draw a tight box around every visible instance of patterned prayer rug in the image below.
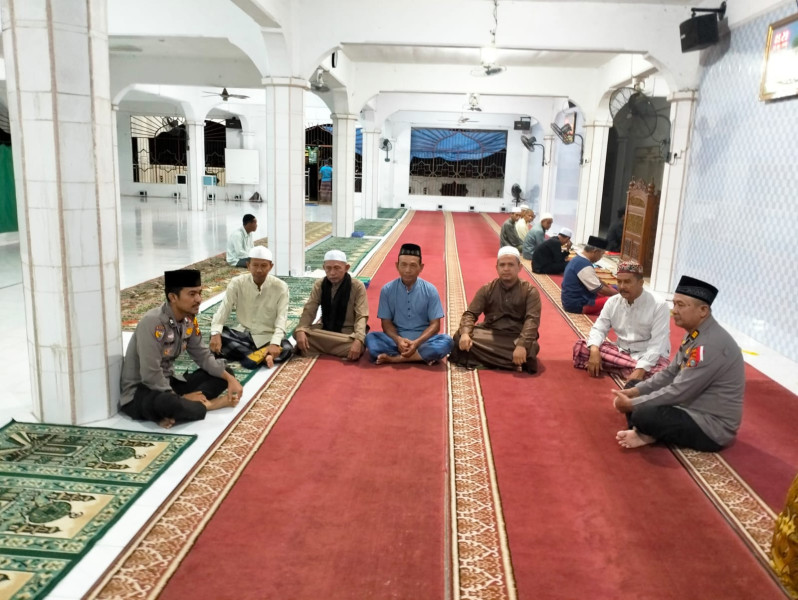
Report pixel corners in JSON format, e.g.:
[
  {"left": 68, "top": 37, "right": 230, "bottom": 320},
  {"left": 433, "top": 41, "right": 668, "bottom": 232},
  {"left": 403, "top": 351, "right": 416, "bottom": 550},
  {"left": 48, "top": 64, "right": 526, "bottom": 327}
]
[
  {"left": 377, "top": 207, "right": 407, "bottom": 219},
  {"left": 353, "top": 218, "right": 396, "bottom": 237},
  {"left": 0, "top": 420, "right": 194, "bottom": 599},
  {"left": 304, "top": 237, "right": 379, "bottom": 271}
]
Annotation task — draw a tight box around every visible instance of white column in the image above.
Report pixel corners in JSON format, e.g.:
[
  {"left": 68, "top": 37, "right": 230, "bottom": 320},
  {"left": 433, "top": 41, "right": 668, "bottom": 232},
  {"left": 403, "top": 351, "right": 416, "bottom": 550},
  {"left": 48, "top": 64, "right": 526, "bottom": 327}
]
[
  {"left": 114, "top": 107, "right": 132, "bottom": 191},
  {"left": 185, "top": 120, "right": 206, "bottom": 211},
  {"left": 1, "top": 0, "right": 121, "bottom": 424},
  {"left": 241, "top": 129, "right": 256, "bottom": 150},
  {"left": 574, "top": 122, "right": 611, "bottom": 241},
  {"left": 331, "top": 113, "right": 357, "bottom": 236},
  {"left": 538, "top": 135, "right": 556, "bottom": 216},
  {"left": 650, "top": 91, "right": 698, "bottom": 293},
  {"left": 361, "top": 128, "right": 381, "bottom": 220},
  {"left": 263, "top": 77, "right": 306, "bottom": 276}
]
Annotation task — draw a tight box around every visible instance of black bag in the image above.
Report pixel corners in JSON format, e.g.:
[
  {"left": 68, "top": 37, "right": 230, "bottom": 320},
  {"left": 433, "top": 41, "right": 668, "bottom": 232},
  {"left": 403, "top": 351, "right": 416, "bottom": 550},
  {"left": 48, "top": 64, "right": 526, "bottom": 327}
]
[{"left": 219, "top": 326, "right": 257, "bottom": 361}]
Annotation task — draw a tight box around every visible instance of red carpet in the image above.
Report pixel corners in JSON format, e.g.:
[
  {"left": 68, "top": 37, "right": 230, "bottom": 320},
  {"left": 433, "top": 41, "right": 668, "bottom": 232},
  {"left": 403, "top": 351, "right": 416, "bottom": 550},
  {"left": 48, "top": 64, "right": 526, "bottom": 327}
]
[
  {"left": 159, "top": 212, "right": 449, "bottom": 600},
  {"left": 491, "top": 211, "right": 798, "bottom": 511},
  {"left": 452, "top": 212, "right": 784, "bottom": 599}
]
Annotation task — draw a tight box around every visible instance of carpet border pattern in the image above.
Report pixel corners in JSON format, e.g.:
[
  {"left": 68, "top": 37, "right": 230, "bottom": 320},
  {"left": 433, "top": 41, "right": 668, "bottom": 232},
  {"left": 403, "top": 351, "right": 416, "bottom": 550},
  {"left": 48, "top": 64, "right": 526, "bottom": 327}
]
[
  {"left": 446, "top": 212, "right": 517, "bottom": 600},
  {"left": 86, "top": 356, "right": 318, "bottom": 599},
  {"left": 480, "top": 213, "right": 778, "bottom": 573}
]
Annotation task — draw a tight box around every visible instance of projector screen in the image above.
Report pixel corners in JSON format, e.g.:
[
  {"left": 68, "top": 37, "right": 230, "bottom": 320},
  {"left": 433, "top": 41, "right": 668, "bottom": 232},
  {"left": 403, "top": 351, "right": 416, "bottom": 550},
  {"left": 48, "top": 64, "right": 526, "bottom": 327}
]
[{"left": 225, "top": 149, "right": 260, "bottom": 184}]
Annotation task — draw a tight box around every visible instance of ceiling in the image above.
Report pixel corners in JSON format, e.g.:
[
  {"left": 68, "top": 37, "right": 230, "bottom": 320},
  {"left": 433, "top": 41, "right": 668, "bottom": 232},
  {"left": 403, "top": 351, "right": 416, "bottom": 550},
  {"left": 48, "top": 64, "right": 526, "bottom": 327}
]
[
  {"left": 342, "top": 44, "right": 624, "bottom": 69},
  {"left": 109, "top": 36, "right": 249, "bottom": 61}
]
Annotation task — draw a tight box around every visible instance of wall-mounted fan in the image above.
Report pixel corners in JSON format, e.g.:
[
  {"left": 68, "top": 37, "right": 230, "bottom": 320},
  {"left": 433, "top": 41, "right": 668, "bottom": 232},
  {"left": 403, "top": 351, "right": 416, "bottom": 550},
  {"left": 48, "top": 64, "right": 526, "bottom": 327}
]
[
  {"left": 520, "top": 135, "right": 546, "bottom": 166},
  {"left": 380, "top": 138, "right": 392, "bottom": 162},
  {"left": 551, "top": 122, "right": 585, "bottom": 165},
  {"left": 202, "top": 87, "right": 250, "bottom": 102},
  {"left": 310, "top": 69, "right": 330, "bottom": 93}
]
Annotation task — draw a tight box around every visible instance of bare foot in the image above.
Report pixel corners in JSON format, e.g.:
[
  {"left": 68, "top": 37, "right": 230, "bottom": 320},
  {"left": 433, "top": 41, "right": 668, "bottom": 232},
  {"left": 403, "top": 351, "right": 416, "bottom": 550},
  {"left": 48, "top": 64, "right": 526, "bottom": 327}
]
[
  {"left": 375, "top": 353, "right": 397, "bottom": 364},
  {"left": 183, "top": 391, "right": 207, "bottom": 403},
  {"left": 616, "top": 429, "right": 656, "bottom": 449},
  {"left": 158, "top": 417, "right": 176, "bottom": 429},
  {"left": 203, "top": 394, "right": 239, "bottom": 411}
]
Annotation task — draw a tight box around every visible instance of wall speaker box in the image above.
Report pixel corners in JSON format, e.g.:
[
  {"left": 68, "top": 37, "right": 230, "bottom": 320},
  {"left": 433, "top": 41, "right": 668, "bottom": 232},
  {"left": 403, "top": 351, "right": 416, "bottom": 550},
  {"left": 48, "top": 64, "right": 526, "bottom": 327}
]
[
  {"left": 400, "top": 203, "right": 406, "bottom": 208},
  {"left": 437, "top": 204, "right": 443, "bottom": 210},
  {"left": 469, "top": 206, "right": 475, "bottom": 212},
  {"left": 680, "top": 14, "right": 719, "bottom": 52},
  {"left": 500, "top": 206, "right": 507, "bottom": 212}
]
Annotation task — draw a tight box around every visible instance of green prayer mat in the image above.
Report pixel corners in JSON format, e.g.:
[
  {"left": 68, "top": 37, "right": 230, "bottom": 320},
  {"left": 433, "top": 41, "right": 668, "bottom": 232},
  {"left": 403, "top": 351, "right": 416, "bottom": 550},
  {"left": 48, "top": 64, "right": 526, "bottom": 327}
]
[
  {"left": 0, "top": 420, "right": 195, "bottom": 599},
  {"left": 377, "top": 207, "right": 407, "bottom": 219},
  {"left": 304, "top": 237, "right": 379, "bottom": 272},
  {"left": 353, "top": 218, "right": 397, "bottom": 237}
]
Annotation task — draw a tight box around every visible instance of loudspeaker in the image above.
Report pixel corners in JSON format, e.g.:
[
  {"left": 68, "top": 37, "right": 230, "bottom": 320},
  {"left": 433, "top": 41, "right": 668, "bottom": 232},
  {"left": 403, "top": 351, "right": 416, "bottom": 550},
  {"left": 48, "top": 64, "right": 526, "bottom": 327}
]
[{"left": 680, "top": 14, "right": 719, "bottom": 52}]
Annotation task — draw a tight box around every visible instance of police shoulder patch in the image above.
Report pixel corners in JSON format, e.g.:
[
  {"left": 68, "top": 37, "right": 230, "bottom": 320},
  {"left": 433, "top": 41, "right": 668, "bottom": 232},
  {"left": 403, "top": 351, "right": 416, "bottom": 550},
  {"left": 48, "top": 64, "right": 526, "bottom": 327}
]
[{"left": 154, "top": 324, "right": 165, "bottom": 339}]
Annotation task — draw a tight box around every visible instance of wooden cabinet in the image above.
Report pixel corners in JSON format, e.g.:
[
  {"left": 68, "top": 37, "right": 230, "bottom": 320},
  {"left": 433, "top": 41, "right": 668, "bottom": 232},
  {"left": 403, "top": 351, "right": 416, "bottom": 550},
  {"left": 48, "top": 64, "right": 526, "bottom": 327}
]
[{"left": 620, "top": 179, "right": 660, "bottom": 277}]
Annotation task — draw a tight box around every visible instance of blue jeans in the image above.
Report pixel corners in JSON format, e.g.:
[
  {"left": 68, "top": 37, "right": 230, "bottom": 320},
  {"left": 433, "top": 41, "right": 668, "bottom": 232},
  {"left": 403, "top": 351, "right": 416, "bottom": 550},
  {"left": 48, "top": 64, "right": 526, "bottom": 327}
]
[{"left": 364, "top": 332, "right": 454, "bottom": 362}]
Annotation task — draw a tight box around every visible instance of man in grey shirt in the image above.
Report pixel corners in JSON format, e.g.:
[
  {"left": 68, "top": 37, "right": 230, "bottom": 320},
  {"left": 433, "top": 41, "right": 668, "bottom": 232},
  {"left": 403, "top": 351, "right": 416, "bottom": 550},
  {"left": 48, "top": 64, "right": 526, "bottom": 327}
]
[{"left": 612, "top": 275, "right": 745, "bottom": 451}]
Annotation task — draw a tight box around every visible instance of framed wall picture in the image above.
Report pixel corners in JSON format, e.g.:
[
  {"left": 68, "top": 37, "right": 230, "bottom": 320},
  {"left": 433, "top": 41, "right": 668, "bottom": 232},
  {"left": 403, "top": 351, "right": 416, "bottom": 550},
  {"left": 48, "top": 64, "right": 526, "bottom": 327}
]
[{"left": 760, "top": 13, "right": 798, "bottom": 101}]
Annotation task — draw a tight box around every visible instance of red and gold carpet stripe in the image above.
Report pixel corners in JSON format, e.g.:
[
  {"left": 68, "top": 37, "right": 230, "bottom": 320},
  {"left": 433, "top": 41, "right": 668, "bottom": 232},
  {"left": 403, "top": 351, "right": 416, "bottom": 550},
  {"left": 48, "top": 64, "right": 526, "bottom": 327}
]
[
  {"left": 445, "top": 211, "right": 517, "bottom": 600},
  {"left": 480, "top": 213, "right": 778, "bottom": 573},
  {"left": 87, "top": 356, "right": 317, "bottom": 599}
]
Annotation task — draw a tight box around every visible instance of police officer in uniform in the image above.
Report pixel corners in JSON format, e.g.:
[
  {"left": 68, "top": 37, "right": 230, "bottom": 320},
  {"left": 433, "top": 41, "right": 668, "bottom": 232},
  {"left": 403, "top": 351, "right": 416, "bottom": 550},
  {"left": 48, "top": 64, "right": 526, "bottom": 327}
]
[
  {"left": 611, "top": 275, "right": 745, "bottom": 452},
  {"left": 120, "top": 269, "right": 244, "bottom": 429}
]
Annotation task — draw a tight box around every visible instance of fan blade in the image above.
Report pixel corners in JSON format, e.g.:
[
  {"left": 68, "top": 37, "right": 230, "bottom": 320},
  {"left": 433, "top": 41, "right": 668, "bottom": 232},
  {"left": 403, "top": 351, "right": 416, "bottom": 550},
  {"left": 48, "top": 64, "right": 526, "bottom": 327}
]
[{"left": 227, "top": 94, "right": 250, "bottom": 99}]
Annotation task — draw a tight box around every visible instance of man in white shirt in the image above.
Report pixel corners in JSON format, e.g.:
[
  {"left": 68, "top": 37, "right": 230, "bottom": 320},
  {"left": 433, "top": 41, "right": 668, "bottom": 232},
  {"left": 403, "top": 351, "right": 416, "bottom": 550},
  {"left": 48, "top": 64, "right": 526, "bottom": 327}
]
[
  {"left": 226, "top": 214, "right": 257, "bottom": 267},
  {"left": 210, "top": 246, "right": 292, "bottom": 368},
  {"left": 573, "top": 261, "right": 670, "bottom": 384},
  {"left": 515, "top": 204, "right": 535, "bottom": 241}
]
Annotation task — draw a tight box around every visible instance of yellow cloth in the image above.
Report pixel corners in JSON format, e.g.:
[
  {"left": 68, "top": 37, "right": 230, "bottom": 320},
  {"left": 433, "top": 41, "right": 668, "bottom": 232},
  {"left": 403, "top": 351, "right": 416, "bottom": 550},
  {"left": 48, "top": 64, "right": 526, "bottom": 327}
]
[{"left": 772, "top": 473, "right": 798, "bottom": 598}]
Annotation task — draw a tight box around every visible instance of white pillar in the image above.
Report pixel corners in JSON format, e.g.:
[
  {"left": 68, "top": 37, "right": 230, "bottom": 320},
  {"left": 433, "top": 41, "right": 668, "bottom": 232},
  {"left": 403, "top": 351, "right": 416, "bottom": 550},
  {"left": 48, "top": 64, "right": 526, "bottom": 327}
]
[
  {"left": 574, "top": 122, "right": 611, "bottom": 241},
  {"left": 361, "top": 128, "right": 381, "bottom": 220},
  {"left": 1, "top": 0, "right": 122, "bottom": 424},
  {"left": 538, "top": 135, "right": 556, "bottom": 216},
  {"left": 331, "top": 113, "right": 357, "bottom": 236},
  {"left": 114, "top": 108, "right": 132, "bottom": 191},
  {"left": 186, "top": 120, "right": 206, "bottom": 211},
  {"left": 263, "top": 77, "right": 306, "bottom": 276},
  {"left": 650, "top": 91, "right": 698, "bottom": 293}
]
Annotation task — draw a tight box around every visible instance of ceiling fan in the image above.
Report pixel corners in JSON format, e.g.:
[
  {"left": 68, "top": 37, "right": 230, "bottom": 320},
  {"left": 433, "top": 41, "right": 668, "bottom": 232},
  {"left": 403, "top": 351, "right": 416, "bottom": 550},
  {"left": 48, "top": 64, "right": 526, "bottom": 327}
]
[{"left": 202, "top": 87, "right": 250, "bottom": 102}]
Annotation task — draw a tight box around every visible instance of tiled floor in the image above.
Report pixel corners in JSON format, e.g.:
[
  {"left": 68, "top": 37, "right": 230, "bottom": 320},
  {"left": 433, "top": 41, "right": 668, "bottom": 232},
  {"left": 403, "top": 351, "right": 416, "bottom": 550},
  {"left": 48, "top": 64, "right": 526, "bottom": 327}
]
[{"left": 0, "top": 202, "right": 795, "bottom": 599}]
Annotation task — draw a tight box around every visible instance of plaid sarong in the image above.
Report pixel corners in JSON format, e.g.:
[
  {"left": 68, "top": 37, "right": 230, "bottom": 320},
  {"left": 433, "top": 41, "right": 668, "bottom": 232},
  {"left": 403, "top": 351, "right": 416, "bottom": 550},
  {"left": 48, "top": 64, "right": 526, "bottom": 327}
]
[{"left": 572, "top": 339, "right": 669, "bottom": 379}]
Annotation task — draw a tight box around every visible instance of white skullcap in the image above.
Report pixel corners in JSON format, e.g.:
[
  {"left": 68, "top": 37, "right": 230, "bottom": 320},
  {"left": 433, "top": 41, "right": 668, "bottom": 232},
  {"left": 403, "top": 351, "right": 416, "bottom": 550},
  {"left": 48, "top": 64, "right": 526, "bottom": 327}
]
[
  {"left": 248, "top": 246, "right": 273, "bottom": 261},
  {"left": 518, "top": 204, "right": 530, "bottom": 211},
  {"left": 497, "top": 246, "right": 521, "bottom": 259},
  {"left": 540, "top": 212, "right": 554, "bottom": 221},
  {"left": 511, "top": 207, "right": 522, "bottom": 213},
  {"left": 558, "top": 227, "right": 573, "bottom": 238},
  {"left": 323, "top": 250, "right": 347, "bottom": 262}
]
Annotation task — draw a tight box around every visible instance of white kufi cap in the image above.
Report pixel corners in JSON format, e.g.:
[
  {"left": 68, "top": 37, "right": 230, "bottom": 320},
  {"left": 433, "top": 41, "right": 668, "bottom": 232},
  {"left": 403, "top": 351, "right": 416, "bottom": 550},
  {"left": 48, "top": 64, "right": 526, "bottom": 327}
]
[
  {"left": 558, "top": 227, "right": 573, "bottom": 238},
  {"left": 497, "top": 246, "right": 521, "bottom": 259},
  {"left": 540, "top": 212, "right": 554, "bottom": 221},
  {"left": 511, "top": 206, "right": 523, "bottom": 214},
  {"left": 248, "top": 246, "right": 273, "bottom": 261},
  {"left": 324, "top": 249, "right": 347, "bottom": 262}
]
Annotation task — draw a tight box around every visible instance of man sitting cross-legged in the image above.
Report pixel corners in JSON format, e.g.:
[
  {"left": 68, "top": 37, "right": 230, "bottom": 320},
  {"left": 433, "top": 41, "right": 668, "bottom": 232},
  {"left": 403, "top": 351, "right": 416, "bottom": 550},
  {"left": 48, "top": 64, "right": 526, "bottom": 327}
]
[
  {"left": 449, "top": 246, "right": 541, "bottom": 374},
  {"left": 573, "top": 260, "right": 670, "bottom": 385},
  {"left": 612, "top": 276, "right": 745, "bottom": 452},
  {"left": 294, "top": 250, "right": 369, "bottom": 360},
  {"left": 561, "top": 235, "right": 618, "bottom": 314},
  {"left": 120, "top": 269, "right": 243, "bottom": 429},
  {"left": 209, "top": 246, "right": 293, "bottom": 369},
  {"left": 365, "top": 243, "right": 454, "bottom": 365},
  {"left": 531, "top": 226, "right": 572, "bottom": 274}
]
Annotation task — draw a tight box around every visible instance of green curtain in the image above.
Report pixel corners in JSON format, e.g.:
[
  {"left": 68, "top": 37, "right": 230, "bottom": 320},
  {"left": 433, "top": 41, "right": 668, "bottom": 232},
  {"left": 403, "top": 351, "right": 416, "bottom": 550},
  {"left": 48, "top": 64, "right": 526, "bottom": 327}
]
[{"left": 0, "top": 145, "right": 18, "bottom": 233}]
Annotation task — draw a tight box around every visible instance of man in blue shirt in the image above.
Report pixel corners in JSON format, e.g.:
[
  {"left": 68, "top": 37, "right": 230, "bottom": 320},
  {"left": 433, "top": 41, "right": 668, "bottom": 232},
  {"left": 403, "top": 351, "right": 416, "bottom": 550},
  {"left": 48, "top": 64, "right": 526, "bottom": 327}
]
[
  {"left": 561, "top": 235, "right": 618, "bottom": 314},
  {"left": 319, "top": 159, "right": 333, "bottom": 203},
  {"left": 365, "top": 243, "right": 454, "bottom": 364}
]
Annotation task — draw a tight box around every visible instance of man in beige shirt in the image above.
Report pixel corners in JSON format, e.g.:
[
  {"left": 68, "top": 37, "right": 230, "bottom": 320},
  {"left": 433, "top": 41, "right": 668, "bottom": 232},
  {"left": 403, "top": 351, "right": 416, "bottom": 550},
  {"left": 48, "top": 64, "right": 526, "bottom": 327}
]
[
  {"left": 294, "top": 250, "right": 369, "bottom": 360},
  {"left": 210, "top": 246, "right": 292, "bottom": 369}
]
